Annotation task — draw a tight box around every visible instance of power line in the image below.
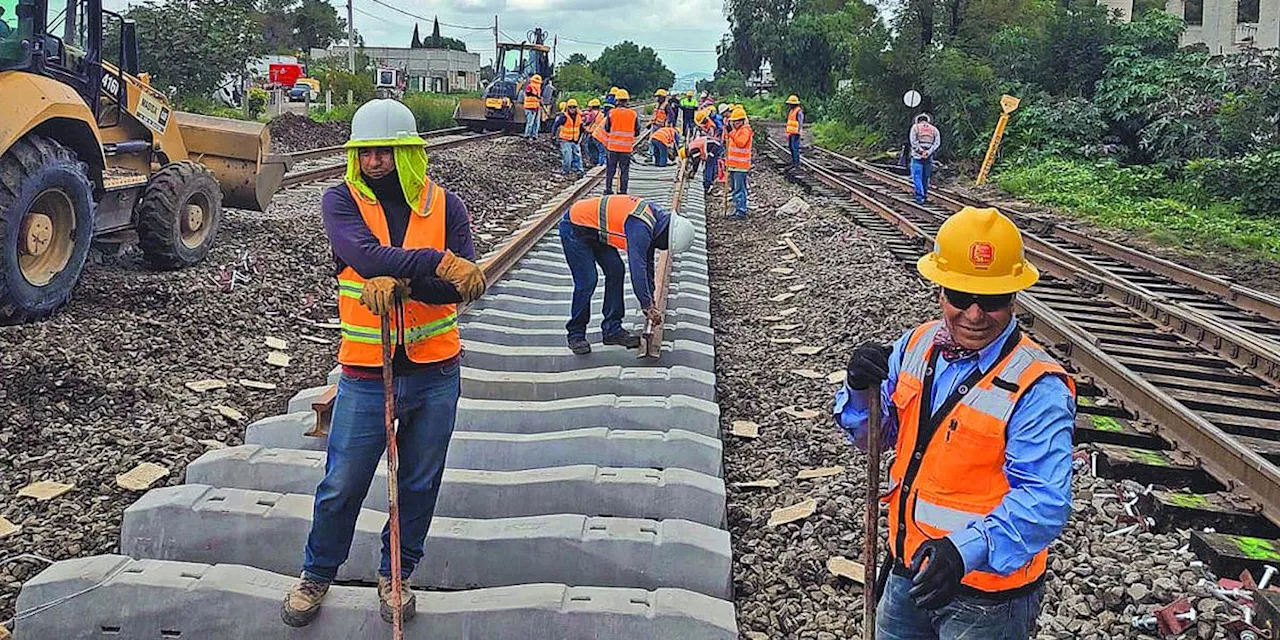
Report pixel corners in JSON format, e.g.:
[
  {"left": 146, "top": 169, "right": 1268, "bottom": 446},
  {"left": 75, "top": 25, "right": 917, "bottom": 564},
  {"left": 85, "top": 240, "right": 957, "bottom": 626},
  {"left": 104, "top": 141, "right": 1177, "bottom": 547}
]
[
  {"left": 557, "top": 34, "right": 716, "bottom": 54},
  {"left": 362, "top": 0, "right": 493, "bottom": 30}
]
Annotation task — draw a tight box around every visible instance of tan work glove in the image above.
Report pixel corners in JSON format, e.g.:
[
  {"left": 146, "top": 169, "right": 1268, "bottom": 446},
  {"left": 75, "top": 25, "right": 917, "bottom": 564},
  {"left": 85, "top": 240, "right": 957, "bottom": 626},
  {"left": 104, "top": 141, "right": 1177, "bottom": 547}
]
[
  {"left": 359, "top": 276, "right": 408, "bottom": 317},
  {"left": 436, "top": 250, "right": 487, "bottom": 303},
  {"left": 643, "top": 306, "right": 664, "bottom": 326}
]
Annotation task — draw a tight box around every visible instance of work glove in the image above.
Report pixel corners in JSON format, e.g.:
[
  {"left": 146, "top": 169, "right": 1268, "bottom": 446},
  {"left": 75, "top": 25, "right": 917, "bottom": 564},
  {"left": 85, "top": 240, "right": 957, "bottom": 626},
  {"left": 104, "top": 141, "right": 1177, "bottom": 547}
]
[
  {"left": 908, "top": 537, "right": 965, "bottom": 610},
  {"left": 643, "top": 306, "right": 663, "bottom": 326},
  {"left": 435, "top": 250, "right": 487, "bottom": 303},
  {"left": 845, "top": 343, "right": 892, "bottom": 390},
  {"left": 359, "top": 276, "right": 408, "bottom": 317}
]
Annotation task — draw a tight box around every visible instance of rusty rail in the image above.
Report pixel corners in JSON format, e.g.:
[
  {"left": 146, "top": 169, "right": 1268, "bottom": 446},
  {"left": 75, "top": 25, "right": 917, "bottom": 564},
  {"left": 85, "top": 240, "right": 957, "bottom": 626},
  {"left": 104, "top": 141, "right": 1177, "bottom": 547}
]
[
  {"left": 279, "top": 130, "right": 505, "bottom": 188},
  {"left": 282, "top": 126, "right": 469, "bottom": 163}
]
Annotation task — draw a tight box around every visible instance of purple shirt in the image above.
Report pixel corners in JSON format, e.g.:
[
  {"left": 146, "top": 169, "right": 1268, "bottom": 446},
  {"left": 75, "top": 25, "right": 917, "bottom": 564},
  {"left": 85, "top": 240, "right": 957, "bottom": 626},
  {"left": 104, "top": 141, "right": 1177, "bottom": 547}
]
[{"left": 321, "top": 175, "right": 475, "bottom": 306}]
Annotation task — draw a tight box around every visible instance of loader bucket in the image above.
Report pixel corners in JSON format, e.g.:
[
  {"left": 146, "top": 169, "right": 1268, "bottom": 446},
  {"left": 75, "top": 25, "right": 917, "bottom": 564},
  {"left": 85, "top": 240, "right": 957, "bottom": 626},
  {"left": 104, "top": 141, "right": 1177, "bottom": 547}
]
[
  {"left": 453, "top": 97, "right": 494, "bottom": 132},
  {"left": 174, "top": 112, "right": 293, "bottom": 212}
]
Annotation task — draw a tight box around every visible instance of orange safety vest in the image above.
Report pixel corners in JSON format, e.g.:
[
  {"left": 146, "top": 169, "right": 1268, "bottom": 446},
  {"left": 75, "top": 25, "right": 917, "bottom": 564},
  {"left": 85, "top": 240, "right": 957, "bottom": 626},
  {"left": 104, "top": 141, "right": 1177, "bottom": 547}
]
[
  {"left": 651, "top": 126, "right": 677, "bottom": 148},
  {"left": 605, "top": 108, "right": 638, "bottom": 153},
  {"left": 725, "top": 124, "right": 753, "bottom": 171},
  {"left": 653, "top": 102, "right": 669, "bottom": 127},
  {"left": 523, "top": 80, "right": 542, "bottom": 110},
  {"left": 336, "top": 180, "right": 460, "bottom": 367},
  {"left": 786, "top": 106, "right": 803, "bottom": 135},
  {"left": 566, "top": 195, "right": 657, "bottom": 251},
  {"left": 559, "top": 111, "right": 582, "bottom": 141},
  {"left": 886, "top": 321, "right": 1075, "bottom": 593}
]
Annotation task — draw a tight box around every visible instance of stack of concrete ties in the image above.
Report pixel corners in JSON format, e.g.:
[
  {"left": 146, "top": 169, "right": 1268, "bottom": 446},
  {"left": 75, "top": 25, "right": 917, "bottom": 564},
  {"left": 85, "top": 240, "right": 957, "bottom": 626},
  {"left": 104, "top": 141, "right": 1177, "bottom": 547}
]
[{"left": 14, "top": 165, "right": 734, "bottom": 639}]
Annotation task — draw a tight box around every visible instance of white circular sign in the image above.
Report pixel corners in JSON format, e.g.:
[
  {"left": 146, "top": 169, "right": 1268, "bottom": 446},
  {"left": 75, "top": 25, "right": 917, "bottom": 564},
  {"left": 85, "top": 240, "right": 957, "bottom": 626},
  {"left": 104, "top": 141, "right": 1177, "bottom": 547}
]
[{"left": 903, "top": 90, "right": 922, "bottom": 108}]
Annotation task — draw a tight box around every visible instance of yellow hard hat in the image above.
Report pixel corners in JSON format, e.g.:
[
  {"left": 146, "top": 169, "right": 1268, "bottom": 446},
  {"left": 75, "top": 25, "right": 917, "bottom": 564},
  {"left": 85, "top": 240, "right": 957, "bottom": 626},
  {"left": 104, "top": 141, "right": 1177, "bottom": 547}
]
[
  {"left": 678, "top": 146, "right": 687, "bottom": 159},
  {"left": 729, "top": 106, "right": 748, "bottom": 121},
  {"left": 686, "top": 90, "right": 694, "bottom": 96},
  {"left": 566, "top": 98, "right": 579, "bottom": 108},
  {"left": 558, "top": 101, "right": 567, "bottom": 111},
  {"left": 694, "top": 108, "right": 708, "bottom": 125},
  {"left": 655, "top": 88, "right": 668, "bottom": 97},
  {"left": 786, "top": 94, "right": 800, "bottom": 105},
  {"left": 609, "top": 86, "right": 619, "bottom": 96},
  {"left": 615, "top": 88, "right": 631, "bottom": 100},
  {"left": 916, "top": 207, "right": 1040, "bottom": 295},
  {"left": 532, "top": 74, "right": 543, "bottom": 82},
  {"left": 587, "top": 98, "right": 601, "bottom": 107}
]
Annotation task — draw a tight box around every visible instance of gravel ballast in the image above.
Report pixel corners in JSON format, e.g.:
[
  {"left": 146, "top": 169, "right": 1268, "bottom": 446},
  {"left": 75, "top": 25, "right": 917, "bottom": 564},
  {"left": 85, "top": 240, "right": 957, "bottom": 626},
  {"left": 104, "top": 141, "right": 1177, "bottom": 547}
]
[
  {"left": 712, "top": 157, "right": 1240, "bottom": 639},
  {"left": 0, "top": 137, "right": 562, "bottom": 623}
]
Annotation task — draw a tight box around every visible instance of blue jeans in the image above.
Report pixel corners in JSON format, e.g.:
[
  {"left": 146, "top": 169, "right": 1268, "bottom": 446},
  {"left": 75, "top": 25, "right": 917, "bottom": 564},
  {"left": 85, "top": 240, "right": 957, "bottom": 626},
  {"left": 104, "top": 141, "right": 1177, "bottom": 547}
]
[
  {"left": 788, "top": 133, "right": 801, "bottom": 168},
  {"left": 559, "top": 217, "right": 625, "bottom": 341},
  {"left": 651, "top": 141, "right": 669, "bottom": 167},
  {"left": 524, "top": 109, "right": 540, "bottom": 138},
  {"left": 560, "top": 140, "right": 583, "bottom": 174},
  {"left": 729, "top": 170, "right": 748, "bottom": 217},
  {"left": 605, "top": 151, "right": 630, "bottom": 195},
  {"left": 302, "top": 365, "right": 461, "bottom": 582},
  {"left": 911, "top": 157, "right": 933, "bottom": 203},
  {"left": 876, "top": 573, "right": 1042, "bottom": 640},
  {"left": 703, "top": 147, "right": 721, "bottom": 189},
  {"left": 595, "top": 139, "right": 608, "bottom": 165}
]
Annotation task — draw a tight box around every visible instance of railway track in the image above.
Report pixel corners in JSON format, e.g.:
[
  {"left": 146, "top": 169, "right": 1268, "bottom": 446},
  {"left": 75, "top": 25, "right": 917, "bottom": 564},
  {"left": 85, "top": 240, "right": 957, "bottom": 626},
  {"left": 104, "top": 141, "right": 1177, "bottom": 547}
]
[
  {"left": 764, "top": 135, "right": 1280, "bottom": 613},
  {"left": 12, "top": 135, "right": 734, "bottom": 637},
  {"left": 279, "top": 128, "right": 505, "bottom": 188}
]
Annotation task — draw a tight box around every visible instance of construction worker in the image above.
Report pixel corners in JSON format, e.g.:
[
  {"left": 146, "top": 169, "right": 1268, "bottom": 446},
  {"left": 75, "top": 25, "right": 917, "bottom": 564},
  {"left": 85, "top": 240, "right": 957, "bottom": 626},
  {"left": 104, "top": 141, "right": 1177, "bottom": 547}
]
[
  {"left": 679, "top": 90, "right": 698, "bottom": 139},
  {"left": 649, "top": 125, "right": 680, "bottom": 167},
  {"left": 522, "top": 74, "right": 544, "bottom": 139},
  {"left": 685, "top": 133, "right": 721, "bottom": 190},
  {"left": 592, "top": 101, "right": 613, "bottom": 166},
  {"left": 605, "top": 86, "right": 619, "bottom": 106},
  {"left": 693, "top": 108, "right": 724, "bottom": 195},
  {"left": 698, "top": 91, "right": 714, "bottom": 110},
  {"left": 834, "top": 207, "right": 1073, "bottom": 640},
  {"left": 652, "top": 88, "right": 671, "bottom": 131},
  {"left": 724, "top": 106, "right": 753, "bottom": 220},
  {"left": 553, "top": 99, "right": 584, "bottom": 177},
  {"left": 784, "top": 94, "right": 803, "bottom": 171},
  {"left": 559, "top": 195, "right": 696, "bottom": 354},
  {"left": 910, "top": 113, "right": 941, "bottom": 204},
  {"left": 284, "top": 99, "right": 487, "bottom": 628},
  {"left": 602, "top": 88, "right": 640, "bottom": 195},
  {"left": 581, "top": 98, "right": 603, "bottom": 167}
]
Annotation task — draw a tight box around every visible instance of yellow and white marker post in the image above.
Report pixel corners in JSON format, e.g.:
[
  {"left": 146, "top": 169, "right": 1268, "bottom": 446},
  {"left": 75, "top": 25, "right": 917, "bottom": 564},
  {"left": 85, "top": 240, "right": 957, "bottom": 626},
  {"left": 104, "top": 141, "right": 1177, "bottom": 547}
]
[{"left": 975, "top": 94, "right": 1021, "bottom": 186}]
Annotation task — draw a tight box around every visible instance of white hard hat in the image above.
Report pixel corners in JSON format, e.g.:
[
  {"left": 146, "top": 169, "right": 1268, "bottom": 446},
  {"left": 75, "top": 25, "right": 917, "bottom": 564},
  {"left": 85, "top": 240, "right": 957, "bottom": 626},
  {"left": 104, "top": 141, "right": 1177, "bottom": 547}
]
[
  {"left": 345, "top": 99, "right": 425, "bottom": 148},
  {"left": 667, "top": 215, "right": 695, "bottom": 255}
]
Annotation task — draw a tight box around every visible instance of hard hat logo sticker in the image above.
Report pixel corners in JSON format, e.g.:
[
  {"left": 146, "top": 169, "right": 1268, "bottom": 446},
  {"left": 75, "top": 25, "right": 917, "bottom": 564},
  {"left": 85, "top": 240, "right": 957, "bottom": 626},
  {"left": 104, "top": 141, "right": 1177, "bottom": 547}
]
[{"left": 969, "top": 242, "right": 995, "bottom": 269}]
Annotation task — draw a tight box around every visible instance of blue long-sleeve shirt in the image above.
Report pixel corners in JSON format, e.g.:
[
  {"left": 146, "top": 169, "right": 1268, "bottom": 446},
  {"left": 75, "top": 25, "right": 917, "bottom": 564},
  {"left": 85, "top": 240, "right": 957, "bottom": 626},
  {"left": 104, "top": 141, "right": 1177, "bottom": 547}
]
[
  {"left": 832, "top": 320, "right": 1075, "bottom": 576},
  {"left": 621, "top": 204, "right": 671, "bottom": 310}
]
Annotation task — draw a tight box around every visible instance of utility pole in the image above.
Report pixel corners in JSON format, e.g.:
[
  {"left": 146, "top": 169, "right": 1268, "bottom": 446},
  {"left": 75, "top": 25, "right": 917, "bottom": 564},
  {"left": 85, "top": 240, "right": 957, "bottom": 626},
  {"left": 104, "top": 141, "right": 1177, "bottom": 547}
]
[
  {"left": 493, "top": 15, "right": 499, "bottom": 70},
  {"left": 347, "top": 0, "right": 355, "bottom": 72}
]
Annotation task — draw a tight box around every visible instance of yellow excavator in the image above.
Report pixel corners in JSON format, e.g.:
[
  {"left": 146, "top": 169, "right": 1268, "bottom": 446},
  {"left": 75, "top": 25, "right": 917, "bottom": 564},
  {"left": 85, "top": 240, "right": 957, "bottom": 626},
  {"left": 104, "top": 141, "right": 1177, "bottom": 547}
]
[
  {"left": 454, "top": 28, "right": 557, "bottom": 133},
  {"left": 0, "top": 0, "right": 290, "bottom": 323}
]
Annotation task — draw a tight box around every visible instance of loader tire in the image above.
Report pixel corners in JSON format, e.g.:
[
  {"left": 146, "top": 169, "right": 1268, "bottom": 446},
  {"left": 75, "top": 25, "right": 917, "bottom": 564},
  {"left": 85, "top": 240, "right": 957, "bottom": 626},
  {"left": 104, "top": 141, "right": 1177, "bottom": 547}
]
[
  {"left": 0, "top": 135, "right": 95, "bottom": 324},
  {"left": 136, "top": 161, "right": 223, "bottom": 269}
]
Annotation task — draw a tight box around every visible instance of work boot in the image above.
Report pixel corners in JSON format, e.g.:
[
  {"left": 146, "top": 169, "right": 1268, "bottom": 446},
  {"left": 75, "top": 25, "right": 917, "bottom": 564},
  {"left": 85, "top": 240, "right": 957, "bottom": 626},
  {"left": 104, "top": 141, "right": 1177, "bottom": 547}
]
[
  {"left": 568, "top": 337, "right": 591, "bottom": 355},
  {"left": 281, "top": 575, "right": 330, "bottom": 627},
  {"left": 603, "top": 330, "right": 641, "bottom": 349},
  {"left": 378, "top": 575, "right": 417, "bottom": 624}
]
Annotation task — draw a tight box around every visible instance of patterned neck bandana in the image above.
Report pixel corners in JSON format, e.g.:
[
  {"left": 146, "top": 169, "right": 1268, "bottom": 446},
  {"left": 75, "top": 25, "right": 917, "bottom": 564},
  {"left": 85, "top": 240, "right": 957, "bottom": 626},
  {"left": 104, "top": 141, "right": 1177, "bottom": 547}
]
[{"left": 933, "top": 321, "right": 979, "bottom": 362}]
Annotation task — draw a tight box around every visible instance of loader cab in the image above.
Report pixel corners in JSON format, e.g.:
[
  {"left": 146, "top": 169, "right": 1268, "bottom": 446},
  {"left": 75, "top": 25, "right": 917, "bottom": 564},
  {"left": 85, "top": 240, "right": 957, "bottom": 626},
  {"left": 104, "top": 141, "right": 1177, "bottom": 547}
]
[
  {"left": 0, "top": 0, "right": 35, "bottom": 70},
  {"left": 483, "top": 41, "right": 551, "bottom": 111}
]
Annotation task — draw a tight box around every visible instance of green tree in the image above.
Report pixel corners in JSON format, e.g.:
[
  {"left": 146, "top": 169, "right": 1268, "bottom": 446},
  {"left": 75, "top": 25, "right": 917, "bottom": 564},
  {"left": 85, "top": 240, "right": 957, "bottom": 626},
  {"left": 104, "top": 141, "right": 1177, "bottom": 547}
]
[
  {"left": 590, "top": 41, "right": 675, "bottom": 95},
  {"left": 566, "top": 53, "right": 589, "bottom": 66},
  {"left": 292, "top": 0, "right": 346, "bottom": 53},
  {"left": 129, "top": 0, "right": 267, "bottom": 99},
  {"left": 556, "top": 63, "right": 608, "bottom": 92}
]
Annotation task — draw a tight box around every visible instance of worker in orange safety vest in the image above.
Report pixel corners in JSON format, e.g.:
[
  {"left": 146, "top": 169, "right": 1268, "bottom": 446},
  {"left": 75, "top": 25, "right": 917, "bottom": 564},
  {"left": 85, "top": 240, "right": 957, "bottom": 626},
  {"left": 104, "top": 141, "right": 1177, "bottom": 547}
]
[
  {"left": 522, "top": 74, "right": 544, "bottom": 139},
  {"left": 833, "top": 206, "right": 1074, "bottom": 640},
  {"left": 649, "top": 125, "right": 680, "bottom": 168},
  {"left": 724, "top": 106, "right": 753, "bottom": 220},
  {"left": 784, "top": 94, "right": 803, "bottom": 171},
  {"left": 601, "top": 89, "right": 640, "bottom": 195},
  {"left": 552, "top": 99, "right": 584, "bottom": 178}
]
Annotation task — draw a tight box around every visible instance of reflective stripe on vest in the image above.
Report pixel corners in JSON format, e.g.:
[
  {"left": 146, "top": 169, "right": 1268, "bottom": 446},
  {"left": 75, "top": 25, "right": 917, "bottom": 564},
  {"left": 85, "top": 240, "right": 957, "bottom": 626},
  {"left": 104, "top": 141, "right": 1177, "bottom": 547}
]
[
  {"left": 786, "top": 107, "right": 802, "bottom": 135},
  {"left": 913, "top": 123, "right": 938, "bottom": 147},
  {"left": 887, "top": 321, "right": 1075, "bottom": 593},
  {"left": 566, "top": 195, "right": 655, "bottom": 251},
  {"left": 336, "top": 180, "right": 460, "bottom": 367},
  {"left": 654, "top": 105, "right": 668, "bottom": 126},
  {"left": 725, "top": 125, "right": 753, "bottom": 171},
  {"left": 559, "top": 112, "right": 582, "bottom": 141},
  {"left": 606, "top": 108, "right": 638, "bottom": 152}
]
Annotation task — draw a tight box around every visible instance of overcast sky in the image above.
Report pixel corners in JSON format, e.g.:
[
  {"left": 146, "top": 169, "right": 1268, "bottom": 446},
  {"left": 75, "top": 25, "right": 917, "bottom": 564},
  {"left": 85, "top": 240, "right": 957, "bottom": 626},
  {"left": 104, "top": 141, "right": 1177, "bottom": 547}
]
[{"left": 107, "top": 0, "right": 727, "bottom": 77}]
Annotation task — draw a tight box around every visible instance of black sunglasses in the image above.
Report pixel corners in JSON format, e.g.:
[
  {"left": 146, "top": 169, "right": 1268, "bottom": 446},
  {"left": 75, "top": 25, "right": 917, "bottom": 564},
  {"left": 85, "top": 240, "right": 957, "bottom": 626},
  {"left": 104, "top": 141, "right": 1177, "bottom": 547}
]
[{"left": 943, "top": 288, "right": 1015, "bottom": 312}]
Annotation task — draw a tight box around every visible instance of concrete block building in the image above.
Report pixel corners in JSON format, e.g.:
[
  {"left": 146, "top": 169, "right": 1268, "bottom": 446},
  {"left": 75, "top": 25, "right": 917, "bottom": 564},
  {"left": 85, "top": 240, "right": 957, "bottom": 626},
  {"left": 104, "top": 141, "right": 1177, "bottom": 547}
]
[
  {"left": 1165, "top": 0, "right": 1278, "bottom": 53},
  {"left": 310, "top": 46, "right": 482, "bottom": 93}
]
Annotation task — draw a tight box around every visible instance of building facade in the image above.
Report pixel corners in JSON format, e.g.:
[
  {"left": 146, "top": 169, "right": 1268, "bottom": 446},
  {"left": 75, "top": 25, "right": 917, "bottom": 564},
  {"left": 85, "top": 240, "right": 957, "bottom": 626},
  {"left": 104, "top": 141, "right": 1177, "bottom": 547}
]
[
  {"left": 310, "top": 46, "right": 482, "bottom": 93},
  {"left": 1165, "top": 0, "right": 1279, "bottom": 53}
]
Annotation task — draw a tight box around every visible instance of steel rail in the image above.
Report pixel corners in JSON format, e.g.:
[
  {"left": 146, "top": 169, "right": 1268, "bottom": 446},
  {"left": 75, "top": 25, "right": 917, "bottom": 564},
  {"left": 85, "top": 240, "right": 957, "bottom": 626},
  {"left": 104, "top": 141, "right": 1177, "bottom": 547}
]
[
  {"left": 806, "top": 146, "right": 1280, "bottom": 387},
  {"left": 279, "top": 131, "right": 505, "bottom": 188},
  {"left": 282, "top": 127, "right": 471, "bottom": 163},
  {"left": 816, "top": 146, "right": 1280, "bottom": 324},
  {"left": 769, "top": 135, "right": 1280, "bottom": 525}
]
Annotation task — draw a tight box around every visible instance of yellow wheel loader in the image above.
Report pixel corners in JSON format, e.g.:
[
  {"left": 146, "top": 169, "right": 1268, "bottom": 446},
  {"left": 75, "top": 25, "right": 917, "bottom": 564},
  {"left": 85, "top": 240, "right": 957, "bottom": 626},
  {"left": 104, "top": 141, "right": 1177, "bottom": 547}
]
[
  {"left": 0, "top": 0, "right": 291, "bottom": 323},
  {"left": 454, "top": 28, "right": 558, "bottom": 133}
]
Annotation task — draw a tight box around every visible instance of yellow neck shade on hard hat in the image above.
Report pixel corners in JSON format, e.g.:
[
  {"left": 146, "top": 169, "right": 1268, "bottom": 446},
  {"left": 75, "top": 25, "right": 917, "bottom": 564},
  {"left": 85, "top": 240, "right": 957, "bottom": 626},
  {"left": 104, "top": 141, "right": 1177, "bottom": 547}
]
[{"left": 345, "top": 146, "right": 430, "bottom": 215}]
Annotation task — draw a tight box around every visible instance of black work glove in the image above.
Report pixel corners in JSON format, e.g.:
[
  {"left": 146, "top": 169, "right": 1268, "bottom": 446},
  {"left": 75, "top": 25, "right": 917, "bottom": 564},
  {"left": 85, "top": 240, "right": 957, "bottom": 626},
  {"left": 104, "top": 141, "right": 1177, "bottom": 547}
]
[
  {"left": 908, "top": 537, "right": 965, "bottom": 610},
  {"left": 845, "top": 343, "right": 891, "bottom": 390}
]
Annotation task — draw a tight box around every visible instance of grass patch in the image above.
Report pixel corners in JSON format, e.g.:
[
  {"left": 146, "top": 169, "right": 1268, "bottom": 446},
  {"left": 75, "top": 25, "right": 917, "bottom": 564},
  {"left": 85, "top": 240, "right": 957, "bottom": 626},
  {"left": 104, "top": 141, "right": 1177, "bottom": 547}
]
[
  {"left": 308, "top": 93, "right": 459, "bottom": 132},
  {"left": 995, "top": 157, "right": 1280, "bottom": 261},
  {"left": 812, "top": 121, "right": 884, "bottom": 155}
]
